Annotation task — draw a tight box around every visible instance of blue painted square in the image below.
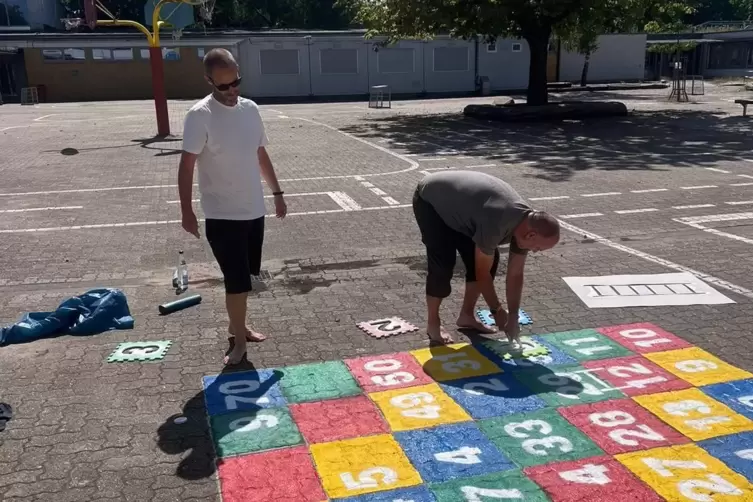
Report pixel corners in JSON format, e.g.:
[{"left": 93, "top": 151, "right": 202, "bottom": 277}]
[
  {"left": 477, "top": 308, "right": 532, "bottom": 326},
  {"left": 394, "top": 422, "right": 515, "bottom": 483},
  {"left": 477, "top": 336, "right": 577, "bottom": 371},
  {"left": 202, "top": 369, "right": 286, "bottom": 416},
  {"left": 333, "top": 485, "right": 437, "bottom": 501},
  {"left": 699, "top": 432, "right": 753, "bottom": 481},
  {"left": 439, "top": 373, "right": 547, "bottom": 419},
  {"left": 702, "top": 379, "right": 753, "bottom": 420}
]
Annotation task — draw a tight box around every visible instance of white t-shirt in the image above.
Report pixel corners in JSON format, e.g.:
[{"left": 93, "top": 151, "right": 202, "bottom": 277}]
[{"left": 182, "top": 94, "right": 269, "bottom": 221}]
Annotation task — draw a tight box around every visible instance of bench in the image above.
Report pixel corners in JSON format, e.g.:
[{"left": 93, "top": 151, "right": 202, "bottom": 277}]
[{"left": 735, "top": 99, "right": 753, "bottom": 116}]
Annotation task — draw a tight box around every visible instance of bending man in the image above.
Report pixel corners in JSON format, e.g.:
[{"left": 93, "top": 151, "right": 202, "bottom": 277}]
[{"left": 412, "top": 171, "right": 560, "bottom": 345}]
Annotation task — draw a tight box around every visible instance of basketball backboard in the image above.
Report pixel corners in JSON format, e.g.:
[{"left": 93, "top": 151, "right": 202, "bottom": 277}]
[{"left": 144, "top": 0, "right": 195, "bottom": 29}]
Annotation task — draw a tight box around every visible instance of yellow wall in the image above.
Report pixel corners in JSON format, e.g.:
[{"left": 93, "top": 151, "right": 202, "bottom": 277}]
[{"left": 24, "top": 46, "right": 211, "bottom": 102}]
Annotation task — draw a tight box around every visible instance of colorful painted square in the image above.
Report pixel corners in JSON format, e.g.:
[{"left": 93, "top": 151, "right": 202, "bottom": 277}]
[
  {"left": 217, "top": 445, "right": 326, "bottom": 502},
  {"left": 558, "top": 398, "right": 690, "bottom": 455},
  {"left": 429, "top": 469, "right": 549, "bottom": 502},
  {"left": 597, "top": 322, "right": 692, "bottom": 353},
  {"left": 703, "top": 379, "right": 753, "bottom": 420},
  {"left": 633, "top": 388, "right": 753, "bottom": 441},
  {"left": 333, "top": 485, "right": 437, "bottom": 501},
  {"left": 289, "top": 395, "right": 389, "bottom": 444},
  {"left": 645, "top": 347, "right": 753, "bottom": 386},
  {"left": 202, "top": 369, "right": 286, "bottom": 416},
  {"left": 411, "top": 343, "right": 501, "bottom": 382},
  {"left": 582, "top": 355, "right": 692, "bottom": 397},
  {"left": 616, "top": 444, "right": 753, "bottom": 501},
  {"left": 394, "top": 422, "right": 515, "bottom": 483},
  {"left": 439, "top": 373, "right": 547, "bottom": 420},
  {"left": 210, "top": 407, "right": 303, "bottom": 458},
  {"left": 481, "top": 336, "right": 578, "bottom": 370},
  {"left": 513, "top": 364, "right": 626, "bottom": 407},
  {"left": 345, "top": 352, "right": 434, "bottom": 393},
  {"left": 369, "top": 383, "right": 472, "bottom": 432},
  {"left": 543, "top": 329, "right": 634, "bottom": 362},
  {"left": 699, "top": 431, "right": 753, "bottom": 482},
  {"left": 309, "top": 434, "right": 422, "bottom": 499},
  {"left": 477, "top": 408, "right": 604, "bottom": 468},
  {"left": 524, "top": 456, "right": 664, "bottom": 502},
  {"left": 278, "top": 360, "right": 362, "bottom": 403}
]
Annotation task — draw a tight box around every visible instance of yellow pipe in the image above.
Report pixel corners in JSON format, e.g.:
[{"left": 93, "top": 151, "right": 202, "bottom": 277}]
[
  {"left": 151, "top": 0, "right": 178, "bottom": 48},
  {"left": 96, "top": 19, "right": 154, "bottom": 45}
]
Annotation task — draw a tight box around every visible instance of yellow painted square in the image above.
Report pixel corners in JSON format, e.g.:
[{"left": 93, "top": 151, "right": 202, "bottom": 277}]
[
  {"left": 617, "top": 443, "right": 753, "bottom": 501},
  {"left": 309, "top": 433, "right": 422, "bottom": 499},
  {"left": 410, "top": 343, "right": 501, "bottom": 381},
  {"left": 369, "top": 383, "right": 472, "bottom": 431},
  {"left": 633, "top": 388, "right": 753, "bottom": 441},
  {"left": 645, "top": 347, "right": 753, "bottom": 386}
]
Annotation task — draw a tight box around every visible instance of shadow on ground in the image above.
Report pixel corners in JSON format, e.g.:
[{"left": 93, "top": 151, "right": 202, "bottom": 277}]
[{"left": 340, "top": 108, "right": 753, "bottom": 182}]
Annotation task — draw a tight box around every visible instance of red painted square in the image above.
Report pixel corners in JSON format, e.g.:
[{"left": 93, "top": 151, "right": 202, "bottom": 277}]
[
  {"left": 345, "top": 352, "right": 434, "bottom": 392},
  {"left": 524, "top": 456, "right": 663, "bottom": 502},
  {"left": 597, "top": 322, "right": 692, "bottom": 354},
  {"left": 289, "top": 395, "right": 390, "bottom": 444},
  {"left": 582, "top": 355, "right": 692, "bottom": 396},
  {"left": 218, "top": 445, "right": 326, "bottom": 502},
  {"left": 558, "top": 399, "right": 689, "bottom": 455}
]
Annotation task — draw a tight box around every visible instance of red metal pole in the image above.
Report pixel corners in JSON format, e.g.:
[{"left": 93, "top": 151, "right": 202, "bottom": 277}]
[{"left": 149, "top": 46, "right": 170, "bottom": 136}]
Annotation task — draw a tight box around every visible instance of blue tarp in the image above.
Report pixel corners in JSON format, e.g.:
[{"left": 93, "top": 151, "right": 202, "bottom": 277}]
[{"left": 0, "top": 288, "right": 134, "bottom": 346}]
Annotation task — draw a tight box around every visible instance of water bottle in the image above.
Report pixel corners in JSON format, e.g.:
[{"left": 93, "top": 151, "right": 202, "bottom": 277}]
[{"left": 173, "top": 250, "right": 188, "bottom": 293}]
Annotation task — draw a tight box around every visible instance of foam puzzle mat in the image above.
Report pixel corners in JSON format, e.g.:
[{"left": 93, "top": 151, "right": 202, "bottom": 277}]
[{"left": 201, "top": 322, "right": 753, "bottom": 501}]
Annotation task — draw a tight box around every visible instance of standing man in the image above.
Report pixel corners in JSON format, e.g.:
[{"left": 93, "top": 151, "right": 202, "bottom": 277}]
[
  {"left": 412, "top": 171, "right": 560, "bottom": 345},
  {"left": 178, "top": 48, "right": 287, "bottom": 365}
]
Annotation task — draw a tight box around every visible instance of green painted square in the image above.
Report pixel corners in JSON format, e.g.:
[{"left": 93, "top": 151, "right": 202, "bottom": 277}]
[
  {"left": 278, "top": 360, "right": 361, "bottom": 403},
  {"left": 543, "top": 329, "right": 633, "bottom": 362},
  {"left": 477, "top": 408, "right": 603, "bottom": 468},
  {"left": 210, "top": 407, "right": 302, "bottom": 458},
  {"left": 429, "top": 469, "right": 549, "bottom": 501},
  {"left": 512, "top": 364, "right": 626, "bottom": 407}
]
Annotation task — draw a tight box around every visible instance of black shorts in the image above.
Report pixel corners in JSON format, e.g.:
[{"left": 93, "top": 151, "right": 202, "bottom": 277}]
[
  {"left": 413, "top": 189, "right": 499, "bottom": 298},
  {"left": 205, "top": 217, "right": 265, "bottom": 294}
]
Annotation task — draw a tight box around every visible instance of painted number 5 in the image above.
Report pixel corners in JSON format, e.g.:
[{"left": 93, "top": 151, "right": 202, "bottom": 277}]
[{"left": 340, "top": 467, "right": 397, "bottom": 490}]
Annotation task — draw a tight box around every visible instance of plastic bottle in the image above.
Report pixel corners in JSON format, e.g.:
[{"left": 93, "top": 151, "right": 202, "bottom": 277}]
[{"left": 173, "top": 250, "right": 188, "bottom": 293}]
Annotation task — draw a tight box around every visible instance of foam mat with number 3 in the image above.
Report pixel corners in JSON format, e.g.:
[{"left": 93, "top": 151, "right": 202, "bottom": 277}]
[{"left": 201, "top": 321, "right": 753, "bottom": 502}]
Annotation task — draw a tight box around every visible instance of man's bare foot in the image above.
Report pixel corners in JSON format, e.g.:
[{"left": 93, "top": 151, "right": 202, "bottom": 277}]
[
  {"left": 229, "top": 326, "right": 267, "bottom": 342},
  {"left": 427, "top": 324, "right": 454, "bottom": 344},
  {"left": 456, "top": 313, "right": 497, "bottom": 334},
  {"left": 224, "top": 341, "right": 247, "bottom": 365}
]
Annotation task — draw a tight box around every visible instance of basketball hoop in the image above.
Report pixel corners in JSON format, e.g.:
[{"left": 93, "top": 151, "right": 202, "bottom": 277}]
[
  {"left": 171, "top": 28, "right": 183, "bottom": 41},
  {"left": 61, "top": 17, "right": 83, "bottom": 31}
]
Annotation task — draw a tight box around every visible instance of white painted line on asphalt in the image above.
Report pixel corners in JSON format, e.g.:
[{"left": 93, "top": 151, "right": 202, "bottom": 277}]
[
  {"left": 681, "top": 185, "right": 718, "bottom": 190},
  {"left": 732, "top": 182, "right": 753, "bottom": 187},
  {"left": 167, "top": 192, "right": 333, "bottom": 204},
  {"left": 328, "top": 191, "right": 362, "bottom": 211},
  {"left": 0, "top": 205, "right": 83, "bottom": 213},
  {"left": 456, "top": 156, "right": 473, "bottom": 160},
  {"left": 739, "top": 174, "right": 753, "bottom": 179},
  {"left": 370, "top": 187, "right": 388, "bottom": 196},
  {"left": 466, "top": 164, "right": 497, "bottom": 168},
  {"left": 0, "top": 184, "right": 179, "bottom": 197},
  {"left": 419, "top": 170, "right": 431, "bottom": 176},
  {"left": 361, "top": 182, "right": 375, "bottom": 188},
  {"left": 278, "top": 115, "right": 289, "bottom": 119},
  {"left": 530, "top": 196, "right": 571, "bottom": 201},
  {"left": 0, "top": 203, "right": 414, "bottom": 233},
  {"left": 673, "top": 204, "right": 716, "bottom": 210},
  {"left": 419, "top": 158, "right": 446, "bottom": 162},
  {"left": 581, "top": 192, "right": 621, "bottom": 197},
  {"left": 561, "top": 213, "right": 604, "bottom": 219},
  {"left": 705, "top": 167, "right": 731, "bottom": 174},
  {"left": 559, "top": 220, "right": 753, "bottom": 300},
  {"left": 726, "top": 200, "right": 753, "bottom": 206},
  {"left": 631, "top": 188, "right": 669, "bottom": 193},
  {"left": 354, "top": 176, "right": 365, "bottom": 181},
  {"left": 674, "top": 215, "right": 753, "bottom": 246},
  {"left": 382, "top": 196, "right": 400, "bottom": 205},
  {"left": 614, "top": 208, "right": 658, "bottom": 214},
  {"left": 677, "top": 212, "right": 753, "bottom": 224},
  {"left": 33, "top": 114, "right": 57, "bottom": 122}
]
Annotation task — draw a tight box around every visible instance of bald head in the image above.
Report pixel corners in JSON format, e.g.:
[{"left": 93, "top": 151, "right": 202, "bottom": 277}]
[
  {"left": 203, "top": 48, "right": 238, "bottom": 76},
  {"left": 514, "top": 210, "right": 560, "bottom": 253},
  {"left": 529, "top": 210, "right": 560, "bottom": 239}
]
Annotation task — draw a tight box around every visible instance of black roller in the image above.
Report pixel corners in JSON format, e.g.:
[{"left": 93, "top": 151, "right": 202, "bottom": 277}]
[{"left": 159, "top": 294, "right": 202, "bottom": 315}]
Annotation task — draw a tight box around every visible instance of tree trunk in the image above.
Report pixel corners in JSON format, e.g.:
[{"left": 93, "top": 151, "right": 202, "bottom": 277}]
[
  {"left": 525, "top": 29, "right": 551, "bottom": 106},
  {"left": 580, "top": 52, "right": 591, "bottom": 87}
]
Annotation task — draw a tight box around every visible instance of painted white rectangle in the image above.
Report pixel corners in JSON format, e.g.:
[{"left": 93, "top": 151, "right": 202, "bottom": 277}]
[
  {"left": 631, "top": 188, "right": 669, "bottom": 193},
  {"left": 673, "top": 204, "right": 716, "bottom": 210},
  {"left": 726, "top": 200, "right": 753, "bottom": 206},
  {"left": 369, "top": 187, "right": 388, "bottom": 196},
  {"left": 529, "top": 196, "right": 571, "bottom": 201},
  {"left": 681, "top": 185, "right": 717, "bottom": 190},
  {"left": 328, "top": 191, "right": 362, "bottom": 211},
  {"left": 614, "top": 208, "right": 658, "bottom": 214},
  {"left": 581, "top": 192, "right": 621, "bottom": 197},
  {"left": 563, "top": 273, "right": 734, "bottom": 308},
  {"left": 561, "top": 213, "right": 603, "bottom": 219},
  {"left": 677, "top": 212, "right": 753, "bottom": 225},
  {"left": 739, "top": 174, "right": 753, "bottom": 179},
  {"left": 382, "top": 196, "right": 400, "bottom": 205},
  {"left": 466, "top": 164, "right": 497, "bottom": 168},
  {"left": 731, "top": 182, "right": 753, "bottom": 187},
  {"left": 419, "top": 158, "right": 446, "bottom": 162},
  {"left": 705, "top": 168, "right": 730, "bottom": 173}
]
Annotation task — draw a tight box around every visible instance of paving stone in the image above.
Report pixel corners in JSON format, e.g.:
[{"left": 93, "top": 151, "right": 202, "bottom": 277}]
[
  {"left": 428, "top": 469, "right": 549, "bottom": 501},
  {"left": 512, "top": 364, "right": 627, "bottom": 407},
  {"left": 438, "top": 372, "right": 548, "bottom": 419},
  {"left": 701, "top": 378, "right": 753, "bottom": 420},
  {"left": 278, "top": 360, "right": 362, "bottom": 403},
  {"left": 369, "top": 383, "right": 472, "bottom": 432},
  {"left": 210, "top": 407, "right": 303, "bottom": 457},
  {"left": 331, "top": 485, "right": 436, "bottom": 501},
  {"left": 344, "top": 352, "right": 434, "bottom": 393},
  {"left": 289, "top": 395, "right": 389, "bottom": 444},
  {"left": 539, "top": 329, "right": 635, "bottom": 362},
  {"left": 596, "top": 322, "right": 693, "bottom": 353},
  {"left": 582, "top": 355, "right": 693, "bottom": 397},
  {"left": 645, "top": 347, "right": 753, "bottom": 386},
  {"left": 410, "top": 343, "right": 502, "bottom": 382}
]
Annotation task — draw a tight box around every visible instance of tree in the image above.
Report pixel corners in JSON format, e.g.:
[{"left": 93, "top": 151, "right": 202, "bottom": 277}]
[{"left": 339, "top": 0, "right": 694, "bottom": 105}]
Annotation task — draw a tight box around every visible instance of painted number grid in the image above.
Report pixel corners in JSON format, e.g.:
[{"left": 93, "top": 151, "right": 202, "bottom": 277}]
[{"left": 201, "top": 322, "right": 753, "bottom": 502}]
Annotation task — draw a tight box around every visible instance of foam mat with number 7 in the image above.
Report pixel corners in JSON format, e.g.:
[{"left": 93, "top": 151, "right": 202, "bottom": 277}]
[{"left": 201, "top": 321, "right": 753, "bottom": 502}]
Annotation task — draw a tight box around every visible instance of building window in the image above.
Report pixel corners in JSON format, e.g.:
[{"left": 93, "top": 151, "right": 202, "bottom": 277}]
[
  {"left": 486, "top": 42, "right": 497, "bottom": 53},
  {"left": 139, "top": 48, "right": 180, "bottom": 60},
  {"left": 512, "top": 43, "right": 522, "bottom": 52},
  {"left": 198, "top": 48, "right": 205, "bottom": 58},
  {"left": 42, "top": 48, "right": 86, "bottom": 61},
  {"left": 113, "top": 48, "right": 134, "bottom": 60},
  {"left": 92, "top": 49, "right": 112, "bottom": 60},
  {"left": 260, "top": 49, "right": 300, "bottom": 75}
]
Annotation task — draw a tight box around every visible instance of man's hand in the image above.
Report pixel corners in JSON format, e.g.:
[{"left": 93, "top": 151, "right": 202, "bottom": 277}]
[
  {"left": 182, "top": 210, "right": 200, "bottom": 238},
  {"left": 274, "top": 194, "right": 287, "bottom": 219},
  {"left": 504, "top": 316, "right": 521, "bottom": 343}
]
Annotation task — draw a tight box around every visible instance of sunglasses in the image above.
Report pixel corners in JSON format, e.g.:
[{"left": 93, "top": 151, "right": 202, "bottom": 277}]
[{"left": 211, "top": 76, "right": 242, "bottom": 91}]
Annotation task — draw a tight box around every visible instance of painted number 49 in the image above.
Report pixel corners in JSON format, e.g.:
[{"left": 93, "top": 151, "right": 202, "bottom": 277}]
[
  {"left": 390, "top": 392, "right": 441, "bottom": 419},
  {"left": 364, "top": 359, "right": 416, "bottom": 387}
]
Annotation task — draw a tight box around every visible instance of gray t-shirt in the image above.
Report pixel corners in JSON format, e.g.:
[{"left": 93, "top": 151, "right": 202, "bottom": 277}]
[{"left": 417, "top": 171, "right": 532, "bottom": 255}]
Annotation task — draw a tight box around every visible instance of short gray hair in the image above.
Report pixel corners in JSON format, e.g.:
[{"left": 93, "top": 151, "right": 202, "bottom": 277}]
[{"left": 203, "top": 48, "right": 238, "bottom": 75}]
